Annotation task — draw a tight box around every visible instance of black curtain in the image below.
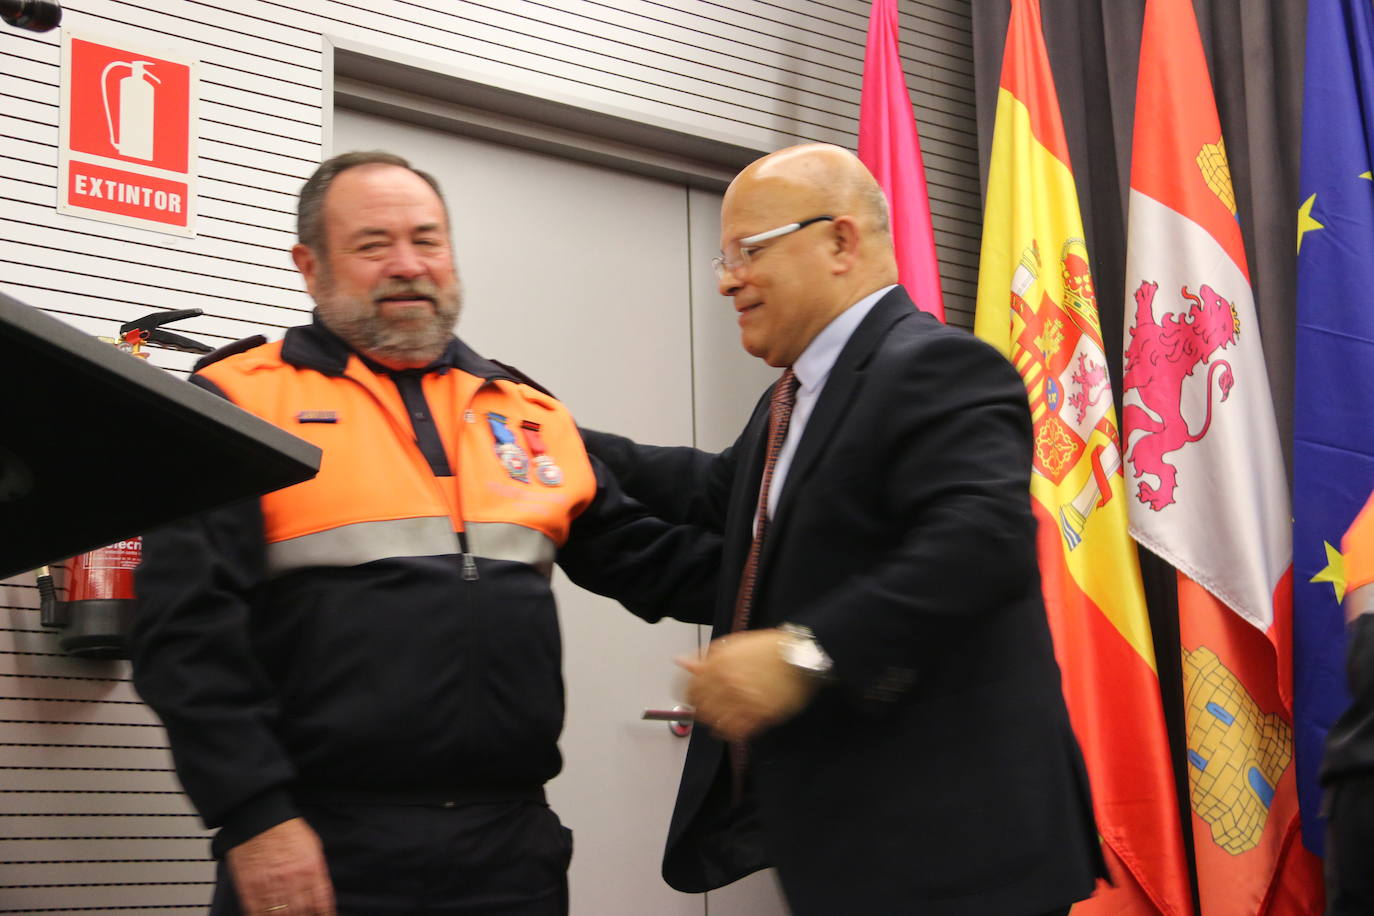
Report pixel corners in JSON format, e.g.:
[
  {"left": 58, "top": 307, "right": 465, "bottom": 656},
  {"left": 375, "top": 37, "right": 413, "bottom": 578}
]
[{"left": 969, "top": 1, "right": 1307, "bottom": 908}]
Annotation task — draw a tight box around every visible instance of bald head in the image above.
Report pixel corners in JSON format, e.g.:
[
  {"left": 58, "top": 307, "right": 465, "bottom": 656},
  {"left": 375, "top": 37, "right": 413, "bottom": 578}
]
[
  {"left": 731, "top": 144, "right": 891, "bottom": 239},
  {"left": 718, "top": 144, "right": 898, "bottom": 367}
]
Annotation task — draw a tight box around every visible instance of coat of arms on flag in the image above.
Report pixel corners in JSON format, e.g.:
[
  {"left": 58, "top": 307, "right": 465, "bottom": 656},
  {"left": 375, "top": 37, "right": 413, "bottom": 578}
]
[{"left": 1004, "top": 237, "right": 1121, "bottom": 550}]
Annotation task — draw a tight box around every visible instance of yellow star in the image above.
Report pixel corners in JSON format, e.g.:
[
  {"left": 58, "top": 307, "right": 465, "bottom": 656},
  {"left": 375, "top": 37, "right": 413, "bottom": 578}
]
[
  {"left": 1298, "top": 193, "right": 1324, "bottom": 254},
  {"left": 1311, "top": 540, "right": 1348, "bottom": 604},
  {"left": 1362, "top": 171, "right": 1372, "bottom": 180}
]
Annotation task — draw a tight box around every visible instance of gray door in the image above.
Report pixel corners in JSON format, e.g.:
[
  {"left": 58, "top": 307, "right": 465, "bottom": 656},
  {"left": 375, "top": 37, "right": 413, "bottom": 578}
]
[{"left": 333, "top": 109, "right": 787, "bottom": 915}]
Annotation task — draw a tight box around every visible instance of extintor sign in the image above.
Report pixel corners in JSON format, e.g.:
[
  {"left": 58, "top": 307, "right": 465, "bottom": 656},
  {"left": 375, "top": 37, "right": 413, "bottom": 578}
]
[{"left": 59, "top": 31, "right": 198, "bottom": 236}]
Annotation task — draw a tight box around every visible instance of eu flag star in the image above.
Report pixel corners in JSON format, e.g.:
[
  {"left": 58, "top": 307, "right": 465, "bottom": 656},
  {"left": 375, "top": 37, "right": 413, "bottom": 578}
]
[
  {"left": 1310, "top": 540, "right": 1348, "bottom": 603},
  {"left": 1297, "top": 194, "right": 1324, "bottom": 254}
]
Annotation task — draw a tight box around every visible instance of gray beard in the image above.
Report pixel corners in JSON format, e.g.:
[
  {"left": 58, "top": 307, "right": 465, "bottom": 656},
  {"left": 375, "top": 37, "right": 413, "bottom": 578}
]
[
  {"left": 327, "top": 307, "right": 458, "bottom": 366},
  {"left": 316, "top": 279, "right": 462, "bottom": 367}
]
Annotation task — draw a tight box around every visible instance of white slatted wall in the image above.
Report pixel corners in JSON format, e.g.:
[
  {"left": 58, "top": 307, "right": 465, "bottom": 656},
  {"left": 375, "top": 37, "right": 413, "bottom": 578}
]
[{"left": 0, "top": 1, "right": 976, "bottom": 910}]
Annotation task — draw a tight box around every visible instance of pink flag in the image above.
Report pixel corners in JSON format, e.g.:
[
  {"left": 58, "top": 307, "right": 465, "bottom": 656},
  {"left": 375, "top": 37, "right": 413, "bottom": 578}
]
[{"left": 857, "top": 0, "right": 945, "bottom": 322}]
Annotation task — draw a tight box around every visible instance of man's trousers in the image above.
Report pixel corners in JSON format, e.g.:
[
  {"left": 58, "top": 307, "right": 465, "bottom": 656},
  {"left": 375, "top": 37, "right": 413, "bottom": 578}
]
[{"left": 211, "top": 796, "right": 572, "bottom": 915}]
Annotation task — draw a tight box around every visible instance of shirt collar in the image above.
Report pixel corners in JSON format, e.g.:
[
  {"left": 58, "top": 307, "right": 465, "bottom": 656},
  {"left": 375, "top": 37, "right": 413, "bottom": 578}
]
[{"left": 792, "top": 285, "right": 896, "bottom": 393}]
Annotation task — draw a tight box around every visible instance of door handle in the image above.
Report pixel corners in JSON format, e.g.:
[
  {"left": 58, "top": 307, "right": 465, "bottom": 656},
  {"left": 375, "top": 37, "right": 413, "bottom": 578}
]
[{"left": 642, "top": 705, "right": 693, "bottom": 737}]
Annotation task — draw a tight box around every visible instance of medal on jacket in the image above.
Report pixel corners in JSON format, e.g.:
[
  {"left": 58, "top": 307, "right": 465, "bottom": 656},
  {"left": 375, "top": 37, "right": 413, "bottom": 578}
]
[
  {"left": 485, "top": 411, "right": 530, "bottom": 482},
  {"left": 521, "top": 420, "right": 564, "bottom": 487}
]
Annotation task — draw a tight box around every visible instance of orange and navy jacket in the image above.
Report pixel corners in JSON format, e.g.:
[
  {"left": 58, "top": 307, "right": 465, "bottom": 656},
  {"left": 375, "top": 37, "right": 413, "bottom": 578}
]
[
  {"left": 1325, "top": 488, "right": 1374, "bottom": 784},
  {"left": 1344, "top": 492, "right": 1374, "bottom": 600},
  {"left": 130, "top": 317, "right": 717, "bottom": 854}
]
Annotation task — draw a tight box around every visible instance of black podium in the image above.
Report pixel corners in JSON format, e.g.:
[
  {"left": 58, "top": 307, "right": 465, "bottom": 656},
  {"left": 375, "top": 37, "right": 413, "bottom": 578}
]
[{"left": 0, "top": 291, "right": 321, "bottom": 580}]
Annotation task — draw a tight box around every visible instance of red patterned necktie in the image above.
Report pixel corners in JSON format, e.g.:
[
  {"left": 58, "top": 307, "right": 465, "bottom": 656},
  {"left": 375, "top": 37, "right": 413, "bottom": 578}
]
[
  {"left": 727, "top": 367, "right": 799, "bottom": 798},
  {"left": 732, "top": 367, "right": 800, "bottom": 633}
]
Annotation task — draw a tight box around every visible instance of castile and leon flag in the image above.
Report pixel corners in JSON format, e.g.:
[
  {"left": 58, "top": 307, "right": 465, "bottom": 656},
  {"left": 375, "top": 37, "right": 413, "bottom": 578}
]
[{"left": 1121, "top": 0, "right": 1323, "bottom": 913}]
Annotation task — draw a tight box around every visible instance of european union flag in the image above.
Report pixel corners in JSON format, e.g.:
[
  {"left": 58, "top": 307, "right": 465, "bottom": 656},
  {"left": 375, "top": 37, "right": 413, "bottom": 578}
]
[{"left": 1294, "top": 0, "right": 1374, "bottom": 856}]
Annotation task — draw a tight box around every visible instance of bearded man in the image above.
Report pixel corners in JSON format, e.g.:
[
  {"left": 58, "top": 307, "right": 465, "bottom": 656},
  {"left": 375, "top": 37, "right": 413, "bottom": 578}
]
[{"left": 129, "top": 151, "right": 717, "bottom": 916}]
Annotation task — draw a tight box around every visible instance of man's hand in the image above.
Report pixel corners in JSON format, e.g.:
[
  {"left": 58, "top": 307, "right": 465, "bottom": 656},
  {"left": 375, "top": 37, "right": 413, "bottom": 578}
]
[
  {"left": 226, "top": 817, "right": 336, "bottom": 916},
  {"left": 678, "top": 628, "right": 821, "bottom": 742}
]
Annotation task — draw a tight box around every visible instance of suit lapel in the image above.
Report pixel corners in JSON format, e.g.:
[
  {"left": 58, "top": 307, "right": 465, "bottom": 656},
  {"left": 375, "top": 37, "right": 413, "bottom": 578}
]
[
  {"left": 765, "top": 288, "right": 918, "bottom": 558},
  {"left": 721, "top": 287, "right": 925, "bottom": 629}
]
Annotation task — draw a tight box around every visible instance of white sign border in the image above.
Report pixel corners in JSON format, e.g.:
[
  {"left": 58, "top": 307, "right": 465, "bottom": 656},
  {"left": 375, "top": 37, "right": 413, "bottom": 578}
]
[{"left": 58, "top": 27, "right": 200, "bottom": 238}]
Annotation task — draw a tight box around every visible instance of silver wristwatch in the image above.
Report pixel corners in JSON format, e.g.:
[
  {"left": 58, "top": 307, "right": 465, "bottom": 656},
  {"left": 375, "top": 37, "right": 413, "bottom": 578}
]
[{"left": 778, "top": 623, "right": 834, "bottom": 679}]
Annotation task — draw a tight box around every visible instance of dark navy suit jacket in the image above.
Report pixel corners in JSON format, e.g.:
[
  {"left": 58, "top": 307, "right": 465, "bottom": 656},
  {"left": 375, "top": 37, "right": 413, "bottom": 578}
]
[{"left": 579, "top": 286, "right": 1105, "bottom": 916}]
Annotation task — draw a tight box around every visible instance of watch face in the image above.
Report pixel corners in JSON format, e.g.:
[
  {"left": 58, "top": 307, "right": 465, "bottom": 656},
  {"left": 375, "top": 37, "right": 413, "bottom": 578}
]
[
  {"left": 790, "top": 640, "right": 822, "bottom": 669},
  {"left": 784, "top": 633, "right": 832, "bottom": 675}
]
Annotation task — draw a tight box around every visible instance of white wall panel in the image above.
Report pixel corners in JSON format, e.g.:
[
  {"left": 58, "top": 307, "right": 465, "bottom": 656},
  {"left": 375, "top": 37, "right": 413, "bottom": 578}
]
[
  {"left": 0, "top": 263, "right": 310, "bottom": 318},
  {"left": 196, "top": 155, "right": 310, "bottom": 199},
  {"left": 197, "top": 120, "right": 322, "bottom": 164},
  {"left": 2, "top": 54, "right": 53, "bottom": 86},
  {"left": 2, "top": 858, "right": 212, "bottom": 887},
  {"left": 0, "top": 92, "right": 55, "bottom": 127},
  {"left": 198, "top": 195, "right": 299, "bottom": 237},
  {"left": 0, "top": 0, "right": 977, "bottom": 909},
  {"left": 199, "top": 91, "right": 321, "bottom": 140},
  {"left": 0, "top": 155, "right": 52, "bottom": 187},
  {"left": 196, "top": 174, "right": 305, "bottom": 214},
  {"left": 0, "top": 29, "right": 53, "bottom": 62},
  {"left": 1, "top": 836, "right": 204, "bottom": 860},
  {"left": 0, "top": 790, "right": 198, "bottom": 817},
  {"left": 0, "top": 222, "right": 300, "bottom": 288},
  {"left": 0, "top": 742, "right": 175, "bottom": 771},
  {"left": 199, "top": 140, "right": 318, "bottom": 184},
  {"left": 76, "top": 4, "right": 321, "bottom": 69},
  {"left": 2, "top": 201, "right": 299, "bottom": 272},
  {"left": 0, "top": 701, "right": 161, "bottom": 731},
  {"left": 0, "top": 812, "right": 201, "bottom": 839},
  {"left": 3, "top": 768, "right": 182, "bottom": 793},
  {"left": 201, "top": 63, "right": 320, "bottom": 109},
  {"left": 0, "top": 882, "right": 214, "bottom": 911}
]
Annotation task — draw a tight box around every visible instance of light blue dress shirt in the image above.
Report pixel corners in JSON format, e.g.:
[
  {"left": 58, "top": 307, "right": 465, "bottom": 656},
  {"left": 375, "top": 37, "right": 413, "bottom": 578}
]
[{"left": 763, "top": 285, "right": 896, "bottom": 527}]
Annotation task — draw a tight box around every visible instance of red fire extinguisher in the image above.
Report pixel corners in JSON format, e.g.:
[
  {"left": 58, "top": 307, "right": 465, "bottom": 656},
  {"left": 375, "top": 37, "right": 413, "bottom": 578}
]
[
  {"left": 37, "top": 541, "right": 142, "bottom": 659},
  {"left": 36, "top": 308, "right": 211, "bottom": 658}
]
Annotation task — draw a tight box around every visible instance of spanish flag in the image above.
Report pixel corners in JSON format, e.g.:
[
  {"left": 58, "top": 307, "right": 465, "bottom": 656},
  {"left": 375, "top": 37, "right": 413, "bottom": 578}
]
[
  {"left": 1122, "top": 0, "right": 1322, "bottom": 912},
  {"left": 975, "top": 1, "right": 1190, "bottom": 913}
]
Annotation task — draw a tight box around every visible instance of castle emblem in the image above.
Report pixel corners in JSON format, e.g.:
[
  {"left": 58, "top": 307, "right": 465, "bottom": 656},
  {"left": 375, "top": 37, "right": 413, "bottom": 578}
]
[{"left": 1183, "top": 645, "right": 1290, "bottom": 854}]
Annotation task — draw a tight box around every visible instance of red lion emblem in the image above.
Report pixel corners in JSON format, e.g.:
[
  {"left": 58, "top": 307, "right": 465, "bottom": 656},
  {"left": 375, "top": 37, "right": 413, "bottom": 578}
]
[{"left": 1123, "top": 280, "right": 1240, "bottom": 511}]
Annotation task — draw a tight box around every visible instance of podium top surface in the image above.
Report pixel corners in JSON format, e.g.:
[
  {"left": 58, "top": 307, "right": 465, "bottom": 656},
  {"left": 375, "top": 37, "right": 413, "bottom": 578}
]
[{"left": 0, "top": 291, "right": 322, "bottom": 579}]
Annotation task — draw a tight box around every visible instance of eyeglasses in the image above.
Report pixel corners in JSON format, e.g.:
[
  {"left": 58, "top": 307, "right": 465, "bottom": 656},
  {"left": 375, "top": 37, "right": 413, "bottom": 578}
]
[{"left": 711, "top": 215, "right": 835, "bottom": 281}]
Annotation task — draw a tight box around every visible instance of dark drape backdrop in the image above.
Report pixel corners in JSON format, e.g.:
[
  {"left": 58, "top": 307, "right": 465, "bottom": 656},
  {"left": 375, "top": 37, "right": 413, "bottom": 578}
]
[{"left": 970, "top": 0, "right": 1306, "bottom": 906}]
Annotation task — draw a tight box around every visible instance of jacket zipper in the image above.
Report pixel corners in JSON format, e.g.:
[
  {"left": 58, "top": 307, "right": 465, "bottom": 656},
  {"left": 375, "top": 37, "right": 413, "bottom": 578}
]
[
  {"left": 338, "top": 362, "right": 483, "bottom": 581},
  {"left": 457, "top": 531, "right": 478, "bottom": 581}
]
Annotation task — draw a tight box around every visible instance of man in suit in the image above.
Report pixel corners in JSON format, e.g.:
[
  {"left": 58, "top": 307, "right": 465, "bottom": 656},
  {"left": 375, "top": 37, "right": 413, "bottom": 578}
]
[{"left": 577, "top": 144, "right": 1103, "bottom": 914}]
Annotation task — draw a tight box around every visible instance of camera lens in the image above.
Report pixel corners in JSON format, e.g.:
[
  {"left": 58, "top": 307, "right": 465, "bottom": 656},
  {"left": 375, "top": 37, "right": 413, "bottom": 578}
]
[{"left": 1, "top": 0, "right": 63, "bottom": 33}]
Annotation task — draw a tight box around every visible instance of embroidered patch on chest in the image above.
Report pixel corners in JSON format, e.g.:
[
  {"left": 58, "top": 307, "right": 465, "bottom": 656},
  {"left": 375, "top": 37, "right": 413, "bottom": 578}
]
[{"left": 296, "top": 410, "right": 339, "bottom": 424}]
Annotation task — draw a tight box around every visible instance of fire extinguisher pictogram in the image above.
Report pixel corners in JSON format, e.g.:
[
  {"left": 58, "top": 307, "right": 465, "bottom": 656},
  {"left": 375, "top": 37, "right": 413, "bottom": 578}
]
[
  {"left": 35, "top": 308, "right": 212, "bottom": 659},
  {"left": 101, "top": 59, "right": 160, "bottom": 162}
]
